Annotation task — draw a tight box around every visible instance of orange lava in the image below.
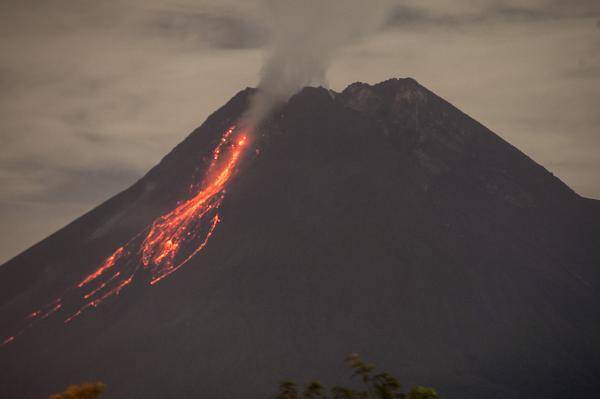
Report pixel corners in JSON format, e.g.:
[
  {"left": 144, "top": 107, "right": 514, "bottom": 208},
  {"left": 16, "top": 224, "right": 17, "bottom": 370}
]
[
  {"left": 142, "top": 130, "right": 247, "bottom": 284},
  {"left": 78, "top": 247, "right": 125, "bottom": 288},
  {"left": 2, "top": 125, "right": 249, "bottom": 345}
]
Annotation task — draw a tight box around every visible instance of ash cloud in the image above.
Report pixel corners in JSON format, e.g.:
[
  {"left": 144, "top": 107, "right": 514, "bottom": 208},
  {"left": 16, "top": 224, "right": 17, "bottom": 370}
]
[{"left": 244, "top": 0, "right": 392, "bottom": 127}]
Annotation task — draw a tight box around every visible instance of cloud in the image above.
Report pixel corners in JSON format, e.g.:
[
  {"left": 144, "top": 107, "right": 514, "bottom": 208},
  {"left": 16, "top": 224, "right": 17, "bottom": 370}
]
[
  {"left": 147, "top": 9, "right": 266, "bottom": 49},
  {"left": 386, "top": 0, "right": 600, "bottom": 29}
]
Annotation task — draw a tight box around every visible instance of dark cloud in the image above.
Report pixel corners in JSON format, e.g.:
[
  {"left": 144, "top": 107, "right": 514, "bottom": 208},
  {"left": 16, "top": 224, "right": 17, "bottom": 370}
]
[
  {"left": 566, "top": 64, "right": 600, "bottom": 79},
  {"left": 0, "top": 160, "right": 141, "bottom": 205},
  {"left": 494, "top": 7, "right": 549, "bottom": 22},
  {"left": 386, "top": 0, "right": 600, "bottom": 29},
  {"left": 41, "top": 167, "right": 142, "bottom": 205},
  {"left": 385, "top": 6, "right": 437, "bottom": 28},
  {"left": 545, "top": 0, "right": 600, "bottom": 18},
  {"left": 149, "top": 9, "right": 267, "bottom": 49}
]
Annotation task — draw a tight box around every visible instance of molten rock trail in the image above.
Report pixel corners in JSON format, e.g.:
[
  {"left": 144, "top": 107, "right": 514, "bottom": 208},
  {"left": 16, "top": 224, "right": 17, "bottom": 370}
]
[{"left": 3, "top": 125, "right": 249, "bottom": 341}]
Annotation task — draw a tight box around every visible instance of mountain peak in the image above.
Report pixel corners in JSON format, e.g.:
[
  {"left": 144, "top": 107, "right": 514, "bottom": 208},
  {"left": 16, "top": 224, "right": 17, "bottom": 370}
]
[
  {"left": 340, "top": 78, "right": 425, "bottom": 111},
  {"left": 0, "top": 78, "right": 598, "bottom": 399}
]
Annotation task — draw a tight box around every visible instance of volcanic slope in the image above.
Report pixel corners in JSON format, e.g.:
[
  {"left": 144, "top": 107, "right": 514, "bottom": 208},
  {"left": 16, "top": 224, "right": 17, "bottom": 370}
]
[{"left": 1, "top": 78, "right": 599, "bottom": 399}]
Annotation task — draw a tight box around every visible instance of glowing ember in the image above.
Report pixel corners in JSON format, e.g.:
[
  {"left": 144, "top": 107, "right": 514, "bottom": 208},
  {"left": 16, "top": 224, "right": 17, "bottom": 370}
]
[
  {"left": 78, "top": 247, "right": 125, "bottom": 288},
  {"left": 26, "top": 311, "right": 41, "bottom": 319},
  {"left": 2, "top": 125, "right": 249, "bottom": 346}
]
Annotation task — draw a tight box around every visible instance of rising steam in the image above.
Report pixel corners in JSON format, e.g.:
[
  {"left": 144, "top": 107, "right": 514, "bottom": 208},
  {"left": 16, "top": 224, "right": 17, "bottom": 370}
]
[{"left": 244, "top": 0, "right": 392, "bottom": 127}]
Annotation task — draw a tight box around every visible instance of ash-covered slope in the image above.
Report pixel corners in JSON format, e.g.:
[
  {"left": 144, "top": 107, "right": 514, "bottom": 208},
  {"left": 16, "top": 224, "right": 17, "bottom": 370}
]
[{"left": 1, "top": 78, "right": 599, "bottom": 399}]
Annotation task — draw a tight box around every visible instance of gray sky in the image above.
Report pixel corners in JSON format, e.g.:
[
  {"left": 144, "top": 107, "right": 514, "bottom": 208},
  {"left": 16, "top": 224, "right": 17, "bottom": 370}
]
[{"left": 0, "top": 0, "right": 599, "bottom": 264}]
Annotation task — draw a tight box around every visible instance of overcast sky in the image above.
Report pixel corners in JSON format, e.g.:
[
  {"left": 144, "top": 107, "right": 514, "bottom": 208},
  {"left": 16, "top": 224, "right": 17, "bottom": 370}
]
[{"left": 0, "top": 0, "right": 599, "bottom": 263}]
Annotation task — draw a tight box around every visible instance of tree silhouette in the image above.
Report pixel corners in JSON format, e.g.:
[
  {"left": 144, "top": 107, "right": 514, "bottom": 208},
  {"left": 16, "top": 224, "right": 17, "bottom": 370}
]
[
  {"left": 48, "top": 381, "right": 106, "bottom": 399},
  {"left": 276, "top": 354, "right": 440, "bottom": 399}
]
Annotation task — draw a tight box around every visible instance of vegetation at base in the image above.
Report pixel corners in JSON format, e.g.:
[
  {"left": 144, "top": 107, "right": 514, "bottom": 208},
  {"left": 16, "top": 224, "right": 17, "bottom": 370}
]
[
  {"left": 275, "top": 354, "right": 440, "bottom": 399},
  {"left": 48, "top": 381, "right": 106, "bottom": 399}
]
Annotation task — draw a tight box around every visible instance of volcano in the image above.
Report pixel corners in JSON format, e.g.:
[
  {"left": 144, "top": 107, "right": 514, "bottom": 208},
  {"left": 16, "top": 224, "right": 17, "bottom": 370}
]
[{"left": 1, "top": 78, "right": 599, "bottom": 399}]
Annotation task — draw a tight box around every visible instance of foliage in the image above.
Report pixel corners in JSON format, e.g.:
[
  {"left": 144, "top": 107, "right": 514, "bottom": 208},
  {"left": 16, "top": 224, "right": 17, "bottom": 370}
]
[
  {"left": 48, "top": 381, "right": 106, "bottom": 399},
  {"left": 276, "top": 354, "right": 440, "bottom": 399}
]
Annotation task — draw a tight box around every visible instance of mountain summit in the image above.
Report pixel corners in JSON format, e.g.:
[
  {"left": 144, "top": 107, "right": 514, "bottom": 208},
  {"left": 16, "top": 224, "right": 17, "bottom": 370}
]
[{"left": 1, "top": 78, "right": 599, "bottom": 399}]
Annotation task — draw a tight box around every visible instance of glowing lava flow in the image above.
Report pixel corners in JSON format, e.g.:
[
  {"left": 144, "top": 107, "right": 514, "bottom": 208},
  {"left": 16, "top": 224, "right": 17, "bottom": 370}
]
[
  {"left": 142, "top": 131, "right": 247, "bottom": 285},
  {"left": 2, "top": 125, "right": 249, "bottom": 345}
]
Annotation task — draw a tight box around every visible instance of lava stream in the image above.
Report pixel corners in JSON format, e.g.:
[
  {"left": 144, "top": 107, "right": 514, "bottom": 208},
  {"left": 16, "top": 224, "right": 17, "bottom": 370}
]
[{"left": 2, "top": 125, "right": 249, "bottom": 345}]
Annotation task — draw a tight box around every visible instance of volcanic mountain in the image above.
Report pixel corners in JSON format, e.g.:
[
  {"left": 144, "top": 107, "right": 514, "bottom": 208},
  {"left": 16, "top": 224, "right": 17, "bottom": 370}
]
[{"left": 1, "top": 78, "right": 599, "bottom": 399}]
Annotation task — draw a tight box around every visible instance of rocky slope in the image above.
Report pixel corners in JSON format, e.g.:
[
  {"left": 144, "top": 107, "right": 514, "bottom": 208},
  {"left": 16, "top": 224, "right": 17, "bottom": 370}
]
[{"left": 1, "top": 78, "right": 599, "bottom": 399}]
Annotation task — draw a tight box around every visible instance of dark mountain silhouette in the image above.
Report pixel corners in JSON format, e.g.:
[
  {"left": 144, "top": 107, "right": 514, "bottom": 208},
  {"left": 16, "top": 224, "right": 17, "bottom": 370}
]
[{"left": 1, "top": 78, "right": 599, "bottom": 399}]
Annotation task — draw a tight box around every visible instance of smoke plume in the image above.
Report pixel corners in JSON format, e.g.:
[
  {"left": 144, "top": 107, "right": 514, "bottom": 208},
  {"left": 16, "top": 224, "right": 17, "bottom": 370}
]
[{"left": 244, "top": 0, "right": 392, "bottom": 127}]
